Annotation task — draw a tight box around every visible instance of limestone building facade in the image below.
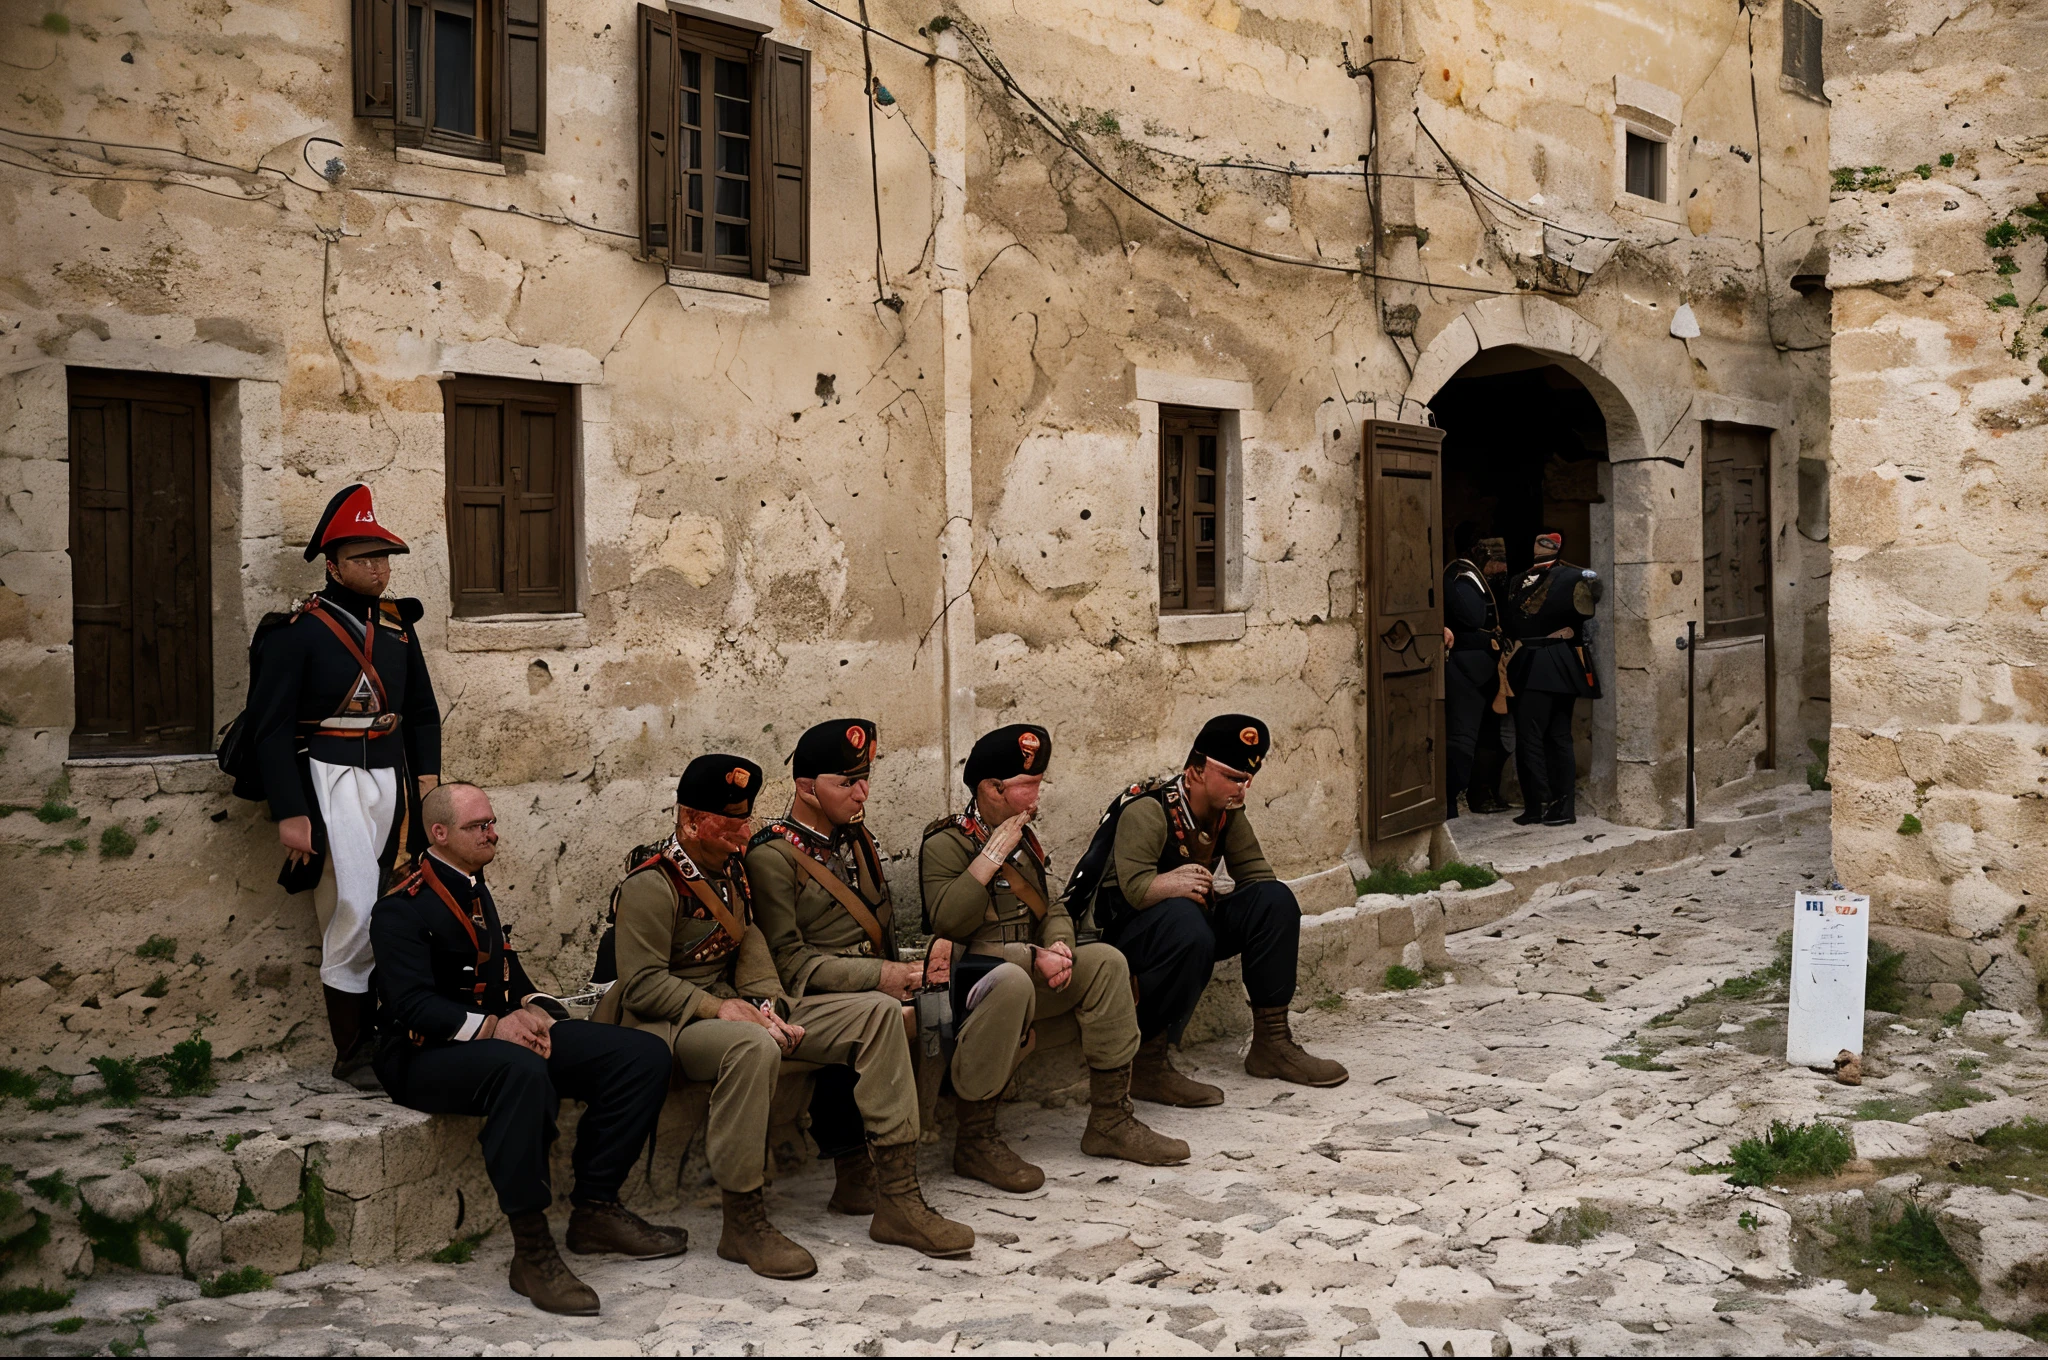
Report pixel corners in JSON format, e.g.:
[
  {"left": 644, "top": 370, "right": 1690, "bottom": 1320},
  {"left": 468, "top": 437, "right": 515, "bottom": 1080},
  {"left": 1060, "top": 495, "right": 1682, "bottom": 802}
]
[
  {"left": 1, "top": 0, "right": 1830, "bottom": 1062},
  {"left": 1823, "top": 0, "right": 2047, "bottom": 977}
]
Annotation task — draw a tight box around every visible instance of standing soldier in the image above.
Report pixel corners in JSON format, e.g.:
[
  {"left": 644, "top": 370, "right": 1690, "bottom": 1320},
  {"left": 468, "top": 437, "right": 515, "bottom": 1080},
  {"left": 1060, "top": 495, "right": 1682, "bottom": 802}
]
[
  {"left": 246, "top": 484, "right": 440, "bottom": 1088},
  {"left": 1504, "top": 528, "right": 1602, "bottom": 826},
  {"left": 370, "top": 783, "right": 684, "bottom": 1317},
  {"left": 746, "top": 719, "right": 972, "bottom": 1257},
  {"left": 921, "top": 725, "right": 1187, "bottom": 1192},
  {"left": 1465, "top": 537, "right": 1514, "bottom": 814},
  {"left": 1442, "top": 522, "right": 1501, "bottom": 820},
  {"left": 1088, "top": 716, "right": 1348, "bottom": 1106},
  {"left": 606, "top": 755, "right": 966, "bottom": 1279}
]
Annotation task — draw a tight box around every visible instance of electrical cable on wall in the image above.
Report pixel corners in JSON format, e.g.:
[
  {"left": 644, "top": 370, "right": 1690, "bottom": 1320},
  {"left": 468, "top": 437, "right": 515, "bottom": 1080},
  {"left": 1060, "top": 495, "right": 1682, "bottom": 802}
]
[{"left": 857, "top": 0, "right": 905, "bottom": 311}]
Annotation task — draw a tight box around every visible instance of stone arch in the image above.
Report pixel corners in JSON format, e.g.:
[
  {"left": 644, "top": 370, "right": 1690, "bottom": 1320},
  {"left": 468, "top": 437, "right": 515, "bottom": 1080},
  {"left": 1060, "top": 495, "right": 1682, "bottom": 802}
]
[{"left": 1403, "top": 296, "right": 1666, "bottom": 827}]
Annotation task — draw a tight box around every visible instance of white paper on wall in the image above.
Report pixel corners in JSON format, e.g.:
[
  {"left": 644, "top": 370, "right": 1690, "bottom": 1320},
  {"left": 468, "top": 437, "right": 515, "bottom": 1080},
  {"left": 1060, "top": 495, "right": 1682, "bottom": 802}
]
[{"left": 1786, "top": 890, "right": 1870, "bottom": 1067}]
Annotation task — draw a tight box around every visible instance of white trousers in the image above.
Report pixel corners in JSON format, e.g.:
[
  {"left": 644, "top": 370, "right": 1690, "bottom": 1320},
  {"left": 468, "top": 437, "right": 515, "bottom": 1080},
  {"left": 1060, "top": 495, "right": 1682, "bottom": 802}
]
[{"left": 310, "top": 760, "right": 399, "bottom": 994}]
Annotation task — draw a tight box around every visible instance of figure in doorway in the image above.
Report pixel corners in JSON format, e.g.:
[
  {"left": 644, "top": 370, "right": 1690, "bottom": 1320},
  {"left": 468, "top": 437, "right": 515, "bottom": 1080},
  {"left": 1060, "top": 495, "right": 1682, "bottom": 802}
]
[
  {"left": 1466, "top": 537, "right": 1514, "bottom": 813},
  {"left": 1505, "top": 529, "right": 1602, "bottom": 827},
  {"left": 1442, "top": 522, "right": 1502, "bottom": 819}
]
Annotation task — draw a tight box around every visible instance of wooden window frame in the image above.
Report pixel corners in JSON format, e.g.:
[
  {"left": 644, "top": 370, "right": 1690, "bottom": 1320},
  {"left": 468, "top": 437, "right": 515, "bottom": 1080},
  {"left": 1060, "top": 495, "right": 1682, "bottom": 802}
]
[
  {"left": 443, "top": 375, "right": 579, "bottom": 618},
  {"left": 1158, "top": 405, "right": 1224, "bottom": 615},
  {"left": 1623, "top": 130, "right": 1667, "bottom": 203},
  {"left": 638, "top": 3, "right": 809, "bottom": 279},
  {"left": 66, "top": 368, "right": 214, "bottom": 758},
  {"left": 353, "top": 0, "right": 546, "bottom": 162}
]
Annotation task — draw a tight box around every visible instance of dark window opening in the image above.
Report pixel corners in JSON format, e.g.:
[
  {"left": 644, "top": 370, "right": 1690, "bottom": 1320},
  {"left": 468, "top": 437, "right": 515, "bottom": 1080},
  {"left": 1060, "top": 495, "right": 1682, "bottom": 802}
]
[
  {"left": 1624, "top": 132, "right": 1666, "bottom": 202},
  {"left": 431, "top": 1, "right": 478, "bottom": 137},
  {"left": 1160, "top": 406, "right": 1223, "bottom": 614},
  {"left": 444, "top": 376, "right": 577, "bottom": 617},
  {"left": 1783, "top": 0, "right": 1824, "bottom": 97},
  {"left": 67, "top": 369, "right": 213, "bottom": 757}
]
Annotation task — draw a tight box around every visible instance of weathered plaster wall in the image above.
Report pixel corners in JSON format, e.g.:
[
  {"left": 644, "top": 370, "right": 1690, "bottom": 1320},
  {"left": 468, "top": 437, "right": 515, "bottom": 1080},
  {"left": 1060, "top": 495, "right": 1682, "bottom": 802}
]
[
  {"left": 1823, "top": 0, "right": 2048, "bottom": 952},
  {"left": 0, "top": 0, "right": 1830, "bottom": 1068}
]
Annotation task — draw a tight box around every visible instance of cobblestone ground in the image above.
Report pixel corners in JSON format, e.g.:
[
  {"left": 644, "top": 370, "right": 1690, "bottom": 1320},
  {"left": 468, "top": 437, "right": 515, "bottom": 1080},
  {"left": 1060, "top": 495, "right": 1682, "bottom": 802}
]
[{"left": 16, "top": 828, "right": 2048, "bottom": 1357}]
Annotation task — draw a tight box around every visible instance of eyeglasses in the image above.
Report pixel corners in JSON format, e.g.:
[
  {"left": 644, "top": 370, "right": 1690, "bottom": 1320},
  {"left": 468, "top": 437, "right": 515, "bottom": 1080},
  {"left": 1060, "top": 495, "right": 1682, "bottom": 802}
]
[{"left": 457, "top": 819, "right": 497, "bottom": 832}]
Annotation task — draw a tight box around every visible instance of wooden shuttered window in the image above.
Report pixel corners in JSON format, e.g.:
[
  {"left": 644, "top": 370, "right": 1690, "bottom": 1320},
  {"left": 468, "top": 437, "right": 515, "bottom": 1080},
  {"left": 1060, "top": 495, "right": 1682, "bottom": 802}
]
[
  {"left": 352, "top": 0, "right": 545, "bottom": 159},
  {"left": 444, "top": 376, "right": 577, "bottom": 617},
  {"left": 638, "top": 3, "right": 809, "bottom": 278},
  {"left": 1782, "top": 0, "right": 1823, "bottom": 97},
  {"left": 1701, "top": 423, "right": 1772, "bottom": 642},
  {"left": 68, "top": 370, "right": 213, "bottom": 757},
  {"left": 1159, "top": 406, "right": 1222, "bottom": 614}
]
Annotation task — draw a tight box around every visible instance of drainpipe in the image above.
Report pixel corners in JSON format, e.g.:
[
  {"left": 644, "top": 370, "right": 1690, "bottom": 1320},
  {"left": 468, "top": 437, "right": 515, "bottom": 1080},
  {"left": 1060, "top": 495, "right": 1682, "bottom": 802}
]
[
  {"left": 933, "top": 31, "right": 978, "bottom": 794},
  {"left": 1359, "top": 0, "right": 1424, "bottom": 405}
]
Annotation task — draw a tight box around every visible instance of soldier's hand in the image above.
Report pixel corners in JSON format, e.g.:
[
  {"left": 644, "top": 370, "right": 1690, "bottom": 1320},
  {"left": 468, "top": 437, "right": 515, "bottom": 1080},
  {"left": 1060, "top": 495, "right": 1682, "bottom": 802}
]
[
  {"left": 717, "top": 997, "right": 775, "bottom": 1030},
  {"left": 765, "top": 1012, "right": 805, "bottom": 1055},
  {"left": 494, "top": 1008, "right": 551, "bottom": 1057},
  {"left": 1155, "top": 864, "right": 1214, "bottom": 903},
  {"left": 877, "top": 960, "right": 922, "bottom": 1001},
  {"left": 986, "top": 811, "right": 1032, "bottom": 861},
  {"left": 922, "top": 939, "right": 952, "bottom": 987},
  {"left": 279, "top": 816, "right": 315, "bottom": 866},
  {"left": 1034, "top": 943, "right": 1073, "bottom": 990},
  {"left": 1443, "top": 626, "right": 1455, "bottom": 649}
]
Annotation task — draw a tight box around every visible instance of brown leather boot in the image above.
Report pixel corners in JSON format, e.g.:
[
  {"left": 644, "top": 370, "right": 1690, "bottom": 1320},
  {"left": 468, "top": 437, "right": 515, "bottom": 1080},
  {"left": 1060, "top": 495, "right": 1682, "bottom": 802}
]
[
  {"left": 827, "top": 1152, "right": 876, "bottom": 1216},
  {"left": 507, "top": 1212, "right": 600, "bottom": 1316},
  {"left": 1244, "top": 1006, "right": 1349, "bottom": 1087},
  {"left": 564, "top": 1199, "right": 689, "bottom": 1259},
  {"left": 1080, "top": 1065, "right": 1190, "bottom": 1166},
  {"left": 952, "top": 1097, "right": 1045, "bottom": 1193},
  {"left": 869, "top": 1142, "right": 975, "bottom": 1258},
  {"left": 1130, "top": 1035, "right": 1225, "bottom": 1107},
  {"left": 716, "top": 1188, "right": 817, "bottom": 1279}
]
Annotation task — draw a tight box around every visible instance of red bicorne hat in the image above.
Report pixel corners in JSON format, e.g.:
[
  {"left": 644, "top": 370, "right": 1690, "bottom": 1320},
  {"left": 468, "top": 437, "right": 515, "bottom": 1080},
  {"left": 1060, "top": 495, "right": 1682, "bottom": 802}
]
[{"left": 305, "top": 484, "right": 409, "bottom": 562}]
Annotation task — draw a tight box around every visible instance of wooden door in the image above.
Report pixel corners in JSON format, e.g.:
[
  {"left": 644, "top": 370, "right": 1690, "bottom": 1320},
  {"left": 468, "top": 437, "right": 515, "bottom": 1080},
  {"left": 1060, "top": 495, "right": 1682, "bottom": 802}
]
[
  {"left": 1362, "top": 420, "right": 1445, "bottom": 839},
  {"left": 68, "top": 369, "right": 212, "bottom": 756},
  {"left": 1702, "top": 422, "right": 1776, "bottom": 767}
]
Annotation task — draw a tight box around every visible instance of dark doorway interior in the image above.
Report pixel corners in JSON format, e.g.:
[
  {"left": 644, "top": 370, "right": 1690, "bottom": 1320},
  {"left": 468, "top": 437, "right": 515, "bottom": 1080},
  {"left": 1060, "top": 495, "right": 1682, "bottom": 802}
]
[
  {"left": 1430, "top": 347, "right": 1609, "bottom": 578},
  {"left": 1429, "top": 347, "right": 1610, "bottom": 797}
]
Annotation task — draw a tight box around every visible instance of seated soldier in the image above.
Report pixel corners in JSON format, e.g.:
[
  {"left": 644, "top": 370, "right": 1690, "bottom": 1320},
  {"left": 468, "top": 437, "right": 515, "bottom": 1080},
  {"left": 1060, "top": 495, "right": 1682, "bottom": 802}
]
[
  {"left": 1096, "top": 716, "right": 1348, "bottom": 1105},
  {"left": 370, "top": 783, "right": 684, "bottom": 1318},
  {"left": 746, "top": 718, "right": 972, "bottom": 1258},
  {"left": 921, "top": 724, "right": 1188, "bottom": 1192},
  {"left": 609, "top": 754, "right": 967, "bottom": 1278}
]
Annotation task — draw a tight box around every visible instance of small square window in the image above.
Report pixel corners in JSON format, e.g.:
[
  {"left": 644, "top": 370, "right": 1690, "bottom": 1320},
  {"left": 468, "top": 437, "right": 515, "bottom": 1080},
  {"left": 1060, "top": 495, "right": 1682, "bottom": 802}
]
[
  {"left": 1783, "top": 1, "right": 1824, "bottom": 97},
  {"left": 1624, "top": 132, "right": 1666, "bottom": 202}
]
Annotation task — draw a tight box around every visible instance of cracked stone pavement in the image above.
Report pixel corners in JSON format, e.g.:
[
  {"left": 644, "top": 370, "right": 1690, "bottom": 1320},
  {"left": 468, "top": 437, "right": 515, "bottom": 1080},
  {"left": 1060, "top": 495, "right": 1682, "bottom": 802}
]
[{"left": 20, "top": 828, "right": 2048, "bottom": 1356}]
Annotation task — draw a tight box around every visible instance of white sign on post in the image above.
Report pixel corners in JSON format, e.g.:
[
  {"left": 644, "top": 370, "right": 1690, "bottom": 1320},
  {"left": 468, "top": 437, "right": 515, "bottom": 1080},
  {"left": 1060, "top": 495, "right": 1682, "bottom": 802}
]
[{"left": 1786, "top": 890, "right": 1870, "bottom": 1067}]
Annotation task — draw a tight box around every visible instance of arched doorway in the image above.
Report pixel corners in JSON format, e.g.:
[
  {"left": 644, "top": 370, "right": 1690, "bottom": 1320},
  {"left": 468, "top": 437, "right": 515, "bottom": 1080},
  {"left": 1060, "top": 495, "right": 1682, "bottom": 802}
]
[
  {"left": 1400, "top": 297, "right": 1661, "bottom": 827},
  {"left": 1430, "top": 347, "right": 1612, "bottom": 810}
]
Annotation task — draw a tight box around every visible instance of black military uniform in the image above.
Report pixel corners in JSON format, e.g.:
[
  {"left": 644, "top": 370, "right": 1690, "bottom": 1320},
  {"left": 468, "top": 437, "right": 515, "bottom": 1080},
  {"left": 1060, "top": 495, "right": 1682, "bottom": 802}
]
[
  {"left": 369, "top": 856, "right": 674, "bottom": 1225},
  {"left": 1504, "top": 532, "right": 1602, "bottom": 826},
  {"left": 244, "top": 484, "right": 441, "bottom": 1086},
  {"left": 1466, "top": 537, "right": 1513, "bottom": 813},
  {"left": 1442, "top": 547, "right": 1501, "bottom": 818}
]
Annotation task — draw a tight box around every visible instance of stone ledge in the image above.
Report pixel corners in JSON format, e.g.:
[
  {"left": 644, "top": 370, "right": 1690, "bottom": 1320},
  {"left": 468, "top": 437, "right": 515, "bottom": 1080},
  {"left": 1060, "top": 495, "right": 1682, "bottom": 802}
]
[
  {"left": 1157, "top": 611, "right": 1246, "bottom": 645},
  {"left": 445, "top": 613, "right": 591, "bottom": 652},
  {"left": 62, "top": 756, "right": 230, "bottom": 799},
  {"left": 395, "top": 146, "right": 507, "bottom": 176}
]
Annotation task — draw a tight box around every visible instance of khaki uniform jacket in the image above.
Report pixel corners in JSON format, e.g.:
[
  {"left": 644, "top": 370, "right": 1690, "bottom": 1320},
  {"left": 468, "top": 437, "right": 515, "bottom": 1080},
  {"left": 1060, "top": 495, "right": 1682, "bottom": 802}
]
[
  {"left": 921, "top": 819, "right": 1075, "bottom": 962},
  {"left": 610, "top": 847, "right": 783, "bottom": 1052},
  {"left": 1110, "top": 789, "right": 1276, "bottom": 908},
  {"left": 747, "top": 820, "right": 896, "bottom": 1000}
]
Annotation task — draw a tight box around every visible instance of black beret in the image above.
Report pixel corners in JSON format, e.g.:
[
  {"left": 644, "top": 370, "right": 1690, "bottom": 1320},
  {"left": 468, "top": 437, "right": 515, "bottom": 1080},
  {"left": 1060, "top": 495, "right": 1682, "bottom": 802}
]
[
  {"left": 676, "top": 754, "right": 763, "bottom": 818},
  {"left": 1189, "top": 714, "right": 1270, "bottom": 774},
  {"left": 963, "top": 723, "right": 1051, "bottom": 789},
  {"left": 792, "top": 719, "right": 877, "bottom": 780}
]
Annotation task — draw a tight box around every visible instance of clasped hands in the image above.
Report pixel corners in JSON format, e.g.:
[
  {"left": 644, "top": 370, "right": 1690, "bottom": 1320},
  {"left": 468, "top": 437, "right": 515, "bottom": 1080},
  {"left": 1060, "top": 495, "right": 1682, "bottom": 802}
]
[
  {"left": 715, "top": 996, "right": 807, "bottom": 1055},
  {"left": 481, "top": 1000, "right": 557, "bottom": 1056}
]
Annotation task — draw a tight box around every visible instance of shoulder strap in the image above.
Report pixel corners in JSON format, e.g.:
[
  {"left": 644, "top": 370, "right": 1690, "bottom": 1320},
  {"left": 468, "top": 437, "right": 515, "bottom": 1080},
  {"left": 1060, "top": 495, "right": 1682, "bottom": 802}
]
[
  {"left": 680, "top": 871, "right": 747, "bottom": 946},
  {"left": 997, "top": 857, "right": 1050, "bottom": 921},
  {"left": 417, "top": 864, "right": 491, "bottom": 1003},
  {"left": 303, "top": 598, "right": 389, "bottom": 710},
  {"left": 770, "top": 839, "right": 887, "bottom": 950}
]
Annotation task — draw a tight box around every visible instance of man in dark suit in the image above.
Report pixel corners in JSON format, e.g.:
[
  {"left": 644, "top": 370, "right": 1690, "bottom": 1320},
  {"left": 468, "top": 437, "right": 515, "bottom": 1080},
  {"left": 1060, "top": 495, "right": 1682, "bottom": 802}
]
[
  {"left": 1442, "top": 522, "right": 1501, "bottom": 819},
  {"left": 370, "top": 782, "right": 684, "bottom": 1316},
  {"left": 1504, "top": 529, "right": 1602, "bottom": 826}
]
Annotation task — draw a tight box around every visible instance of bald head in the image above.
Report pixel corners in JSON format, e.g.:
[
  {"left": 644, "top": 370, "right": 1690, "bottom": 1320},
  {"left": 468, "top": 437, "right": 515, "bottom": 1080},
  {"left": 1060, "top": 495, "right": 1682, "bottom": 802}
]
[{"left": 423, "top": 782, "right": 497, "bottom": 873}]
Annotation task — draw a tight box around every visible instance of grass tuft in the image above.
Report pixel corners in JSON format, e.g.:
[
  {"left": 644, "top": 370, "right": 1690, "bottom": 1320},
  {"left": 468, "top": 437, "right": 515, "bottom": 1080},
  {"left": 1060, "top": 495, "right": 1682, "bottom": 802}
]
[
  {"left": 1382, "top": 965, "right": 1424, "bottom": 991},
  {"left": 1355, "top": 860, "right": 1499, "bottom": 897},
  {"left": 32, "top": 800, "right": 78, "bottom": 824},
  {"left": 429, "top": 1231, "right": 487, "bottom": 1264},
  {"left": 0, "top": 1067, "right": 38, "bottom": 1100},
  {"left": 134, "top": 935, "right": 177, "bottom": 961},
  {"left": 142, "top": 974, "right": 169, "bottom": 1000},
  {"left": 157, "top": 1031, "right": 214, "bottom": 1097},
  {"left": 1898, "top": 813, "right": 1924, "bottom": 835},
  {"left": 1530, "top": 1202, "right": 1610, "bottom": 1245},
  {"left": 1604, "top": 1052, "right": 1676, "bottom": 1072},
  {"left": 1713, "top": 1119, "right": 1855, "bottom": 1187},
  {"left": 200, "top": 1266, "right": 273, "bottom": 1298},
  {"left": 98, "top": 825, "right": 136, "bottom": 858},
  {"left": 1866, "top": 941, "right": 1909, "bottom": 1013},
  {"left": 0, "top": 1286, "right": 74, "bottom": 1315},
  {"left": 90, "top": 1056, "right": 143, "bottom": 1106}
]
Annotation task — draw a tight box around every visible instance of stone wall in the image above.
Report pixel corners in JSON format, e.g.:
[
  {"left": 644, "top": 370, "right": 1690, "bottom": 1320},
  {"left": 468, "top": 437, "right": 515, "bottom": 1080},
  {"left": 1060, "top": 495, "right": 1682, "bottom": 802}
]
[
  {"left": 1822, "top": 0, "right": 2048, "bottom": 973},
  {"left": 2, "top": 0, "right": 1827, "bottom": 1069}
]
